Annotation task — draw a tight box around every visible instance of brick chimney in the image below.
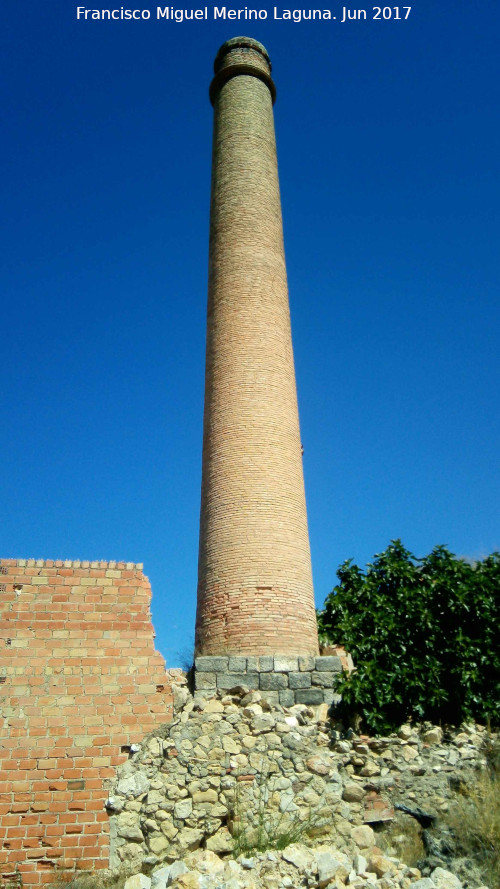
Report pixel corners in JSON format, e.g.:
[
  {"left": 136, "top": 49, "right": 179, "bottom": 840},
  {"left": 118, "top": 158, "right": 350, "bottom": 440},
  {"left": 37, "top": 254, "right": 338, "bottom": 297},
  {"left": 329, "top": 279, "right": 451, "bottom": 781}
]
[{"left": 195, "top": 38, "right": 319, "bottom": 661}]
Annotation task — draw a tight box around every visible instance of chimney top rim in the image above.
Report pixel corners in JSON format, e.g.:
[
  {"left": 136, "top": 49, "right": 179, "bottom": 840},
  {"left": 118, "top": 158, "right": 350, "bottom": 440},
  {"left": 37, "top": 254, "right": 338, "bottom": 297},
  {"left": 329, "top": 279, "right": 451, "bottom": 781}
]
[{"left": 214, "top": 37, "right": 271, "bottom": 74}]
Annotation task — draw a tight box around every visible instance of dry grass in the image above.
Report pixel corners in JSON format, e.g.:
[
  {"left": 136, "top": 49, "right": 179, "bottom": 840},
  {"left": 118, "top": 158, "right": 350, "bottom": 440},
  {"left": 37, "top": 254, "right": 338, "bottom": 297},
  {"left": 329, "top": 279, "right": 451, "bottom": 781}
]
[
  {"left": 378, "top": 814, "right": 425, "bottom": 868},
  {"left": 446, "top": 738, "right": 500, "bottom": 888},
  {"left": 50, "top": 872, "right": 126, "bottom": 889}
]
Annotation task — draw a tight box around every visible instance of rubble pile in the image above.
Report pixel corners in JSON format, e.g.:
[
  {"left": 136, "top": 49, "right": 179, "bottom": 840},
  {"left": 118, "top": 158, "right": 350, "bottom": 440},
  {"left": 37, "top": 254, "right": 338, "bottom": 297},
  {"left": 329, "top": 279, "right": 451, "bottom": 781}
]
[{"left": 106, "top": 683, "right": 494, "bottom": 889}]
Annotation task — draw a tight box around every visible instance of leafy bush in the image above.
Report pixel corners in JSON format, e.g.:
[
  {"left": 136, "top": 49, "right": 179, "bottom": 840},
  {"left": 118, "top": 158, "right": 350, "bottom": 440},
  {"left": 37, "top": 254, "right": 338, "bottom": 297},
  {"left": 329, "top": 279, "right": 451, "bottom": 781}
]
[{"left": 317, "top": 541, "right": 500, "bottom": 733}]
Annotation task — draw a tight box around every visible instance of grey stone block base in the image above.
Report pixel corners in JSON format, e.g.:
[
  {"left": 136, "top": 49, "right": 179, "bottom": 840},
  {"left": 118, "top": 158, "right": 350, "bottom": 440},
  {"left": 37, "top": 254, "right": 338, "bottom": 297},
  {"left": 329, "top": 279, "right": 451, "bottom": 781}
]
[{"left": 194, "top": 655, "right": 342, "bottom": 706}]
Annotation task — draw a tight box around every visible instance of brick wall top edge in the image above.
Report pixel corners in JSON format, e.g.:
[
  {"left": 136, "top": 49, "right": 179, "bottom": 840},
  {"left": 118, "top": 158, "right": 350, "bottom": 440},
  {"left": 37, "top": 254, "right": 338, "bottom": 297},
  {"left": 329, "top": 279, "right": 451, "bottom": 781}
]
[{"left": 0, "top": 557, "right": 145, "bottom": 570}]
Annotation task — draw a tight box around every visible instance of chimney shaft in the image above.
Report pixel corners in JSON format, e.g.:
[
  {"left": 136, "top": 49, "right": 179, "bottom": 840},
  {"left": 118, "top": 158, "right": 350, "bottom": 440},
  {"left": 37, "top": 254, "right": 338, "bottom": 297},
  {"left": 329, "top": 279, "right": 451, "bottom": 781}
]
[{"left": 195, "top": 38, "right": 319, "bottom": 657}]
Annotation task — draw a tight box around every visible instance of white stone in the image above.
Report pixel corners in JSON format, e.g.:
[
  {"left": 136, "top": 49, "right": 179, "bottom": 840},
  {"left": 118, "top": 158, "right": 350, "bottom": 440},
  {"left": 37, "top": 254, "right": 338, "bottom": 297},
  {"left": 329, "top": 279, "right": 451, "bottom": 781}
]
[
  {"left": 353, "top": 853, "right": 368, "bottom": 875},
  {"left": 124, "top": 875, "right": 151, "bottom": 889},
  {"left": 423, "top": 727, "right": 443, "bottom": 745},
  {"left": 117, "top": 811, "right": 143, "bottom": 842},
  {"left": 160, "top": 819, "right": 179, "bottom": 840},
  {"left": 401, "top": 745, "right": 419, "bottom": 762},
  {"left": 173, "top": 684, "right": 190, "bottom": 710},
  {"left": 168, "top": 861, "right": 189, "bottom": 883},
  {"left": 202, "top": 698, "right": 224, "bottom": 713},
  {"left": 313, "top": 702, "right": 330, "bottom": 722},
  {"left": 105, "top": 796, "right": 123, "bottom": 812},
  {"left": 205, "top": 827, "right": 233, "bottom": 853},
  {"left": 251, "top": 714, "right": 276, "bottom": 734},
  {"left": 366, "top": 853, "right": 395, "bottom": 878},
  {"left": 176, "top": 827, "right": 204, "bottom": 853},
  {"left": 224, "top": 860, "right": 244, "bottom": 879},
  {"left": 431, "top": 868, "right": 462, "bottom": 888},
  {"left": 117, "top": 773, "right": 150, "bottom": 797},
  {"left": 350, "top": 825, "right": 375, "bottom": 849},
  {"left": 306, "top": 754, "right": 332, "bottom": 776},
  {"left": 342, "top": 782, "right": 365, "bottom": 802},
  {"left": 184, "top": 850, "right": 225, "bottom": 875},
  {"left": 398, "top": 725, "right": 413, "bottom": 740},
  {"left": 149, "top": 834, "right": 169, "bottom": 855},
  {"left": 282, "top": 843, "right": 313, "bottom": 871},
  {"left": 192, "top": 789, "right": 217, "bottom": 804},
  {"left": 315, "top": 849, "right": 350, "bottom": 887},
  {"left": 151, "top": 867, "right": 173, "bottom": 889},
  {"left": 279, "top": 789, "right": 298, "bottom": 812},
  {"left": 118, "top": 824, "right": 144, "bottom": 842},
  {"left": 222, "top": 736, "right": 241, "bottom": 754},
  {"left": 148, "top": 738, "right": 162, "bottom": 756},
  {"left": 174, "top": 799, "right": 193, "bottom": 820},
  {"left": 240, "top": 857, "right": 256, "bottom": 869}
]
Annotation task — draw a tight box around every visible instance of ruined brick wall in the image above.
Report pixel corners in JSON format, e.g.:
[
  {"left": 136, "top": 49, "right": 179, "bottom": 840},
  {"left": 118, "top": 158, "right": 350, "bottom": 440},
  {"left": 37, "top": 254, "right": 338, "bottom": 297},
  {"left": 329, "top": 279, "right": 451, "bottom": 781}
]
[{"left": 0, "top": 559, "right": 174, "bottom": 887}]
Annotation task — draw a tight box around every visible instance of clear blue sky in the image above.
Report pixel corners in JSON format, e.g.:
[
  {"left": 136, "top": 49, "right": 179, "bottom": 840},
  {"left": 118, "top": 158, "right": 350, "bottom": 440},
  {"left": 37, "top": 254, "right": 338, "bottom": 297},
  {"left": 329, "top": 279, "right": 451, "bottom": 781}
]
[{"left": 2, "top": 1, "right": 499, "bottom": 667}]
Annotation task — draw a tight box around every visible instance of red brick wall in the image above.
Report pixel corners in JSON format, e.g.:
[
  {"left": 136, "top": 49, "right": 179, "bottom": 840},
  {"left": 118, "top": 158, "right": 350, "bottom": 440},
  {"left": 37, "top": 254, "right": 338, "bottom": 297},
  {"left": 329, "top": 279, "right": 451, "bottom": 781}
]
[{"left": 0, "top": 559, "right": 174, "bottom": 887}]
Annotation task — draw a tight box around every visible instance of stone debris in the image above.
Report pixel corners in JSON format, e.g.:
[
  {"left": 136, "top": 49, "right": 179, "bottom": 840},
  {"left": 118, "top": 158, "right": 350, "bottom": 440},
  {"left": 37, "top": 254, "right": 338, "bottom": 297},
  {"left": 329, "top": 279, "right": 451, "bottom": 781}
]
[
  {"left": 121, "top": 849, "right": 482, "bottom": 889},
  {"left": 107, "top": 683, "right": 494, "bottom": 889}
]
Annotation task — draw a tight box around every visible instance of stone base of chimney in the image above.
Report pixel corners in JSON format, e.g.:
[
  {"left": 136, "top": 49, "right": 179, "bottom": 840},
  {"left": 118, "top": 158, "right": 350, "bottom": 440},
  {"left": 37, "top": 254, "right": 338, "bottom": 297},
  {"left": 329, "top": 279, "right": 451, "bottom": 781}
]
[{"left": 193, "top": 655, "right": 343, "bottom": 707}]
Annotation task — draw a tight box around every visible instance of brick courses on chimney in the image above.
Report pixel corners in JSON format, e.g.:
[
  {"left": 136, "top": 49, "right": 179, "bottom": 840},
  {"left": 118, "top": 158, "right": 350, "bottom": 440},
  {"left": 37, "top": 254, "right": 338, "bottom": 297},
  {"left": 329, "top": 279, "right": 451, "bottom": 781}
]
[
  {"left": 0, "top": 559, "right": 175, "bottom": 887},
  {"left": 196, "top": 37, "right": 319, "bottom": 658}
]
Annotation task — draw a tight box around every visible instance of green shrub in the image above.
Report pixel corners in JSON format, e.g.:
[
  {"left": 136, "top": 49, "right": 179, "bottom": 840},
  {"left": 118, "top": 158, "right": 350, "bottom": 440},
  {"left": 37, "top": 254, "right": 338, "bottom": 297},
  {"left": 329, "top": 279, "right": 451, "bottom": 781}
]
[{"left": 317, "top": 541, "right": 500, "bottom": 733}]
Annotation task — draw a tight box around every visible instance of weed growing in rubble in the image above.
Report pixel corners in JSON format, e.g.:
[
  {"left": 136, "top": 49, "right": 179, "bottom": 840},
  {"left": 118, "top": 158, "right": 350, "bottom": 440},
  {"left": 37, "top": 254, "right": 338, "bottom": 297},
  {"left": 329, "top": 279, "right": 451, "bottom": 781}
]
[{"left": 229, "top": 775, "right": 324, "bottom": 856}]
